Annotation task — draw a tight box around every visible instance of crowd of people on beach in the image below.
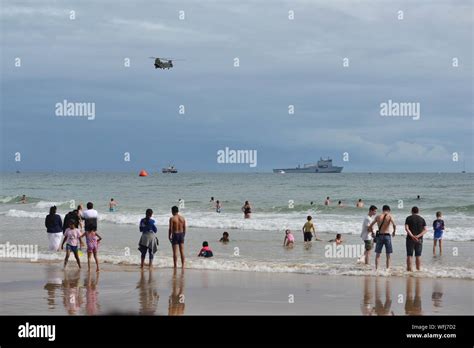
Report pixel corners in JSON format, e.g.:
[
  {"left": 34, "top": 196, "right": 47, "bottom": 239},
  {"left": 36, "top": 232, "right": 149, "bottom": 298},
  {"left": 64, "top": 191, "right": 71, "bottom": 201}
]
[{"left": 43, "top": 195, "right": 446, "bottom": 273}]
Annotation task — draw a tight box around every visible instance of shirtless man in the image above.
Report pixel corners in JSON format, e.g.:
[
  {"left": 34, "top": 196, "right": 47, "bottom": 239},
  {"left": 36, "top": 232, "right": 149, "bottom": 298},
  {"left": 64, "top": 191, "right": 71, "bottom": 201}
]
[
  {"left": 324, "top": 197, "right": 330, "bottom": 206},
  {"left": 169, "top": 206, "right": 186, "bottom": 268},
  {"left": 369, "top": 205, "right": 396, "bottom": 270}
]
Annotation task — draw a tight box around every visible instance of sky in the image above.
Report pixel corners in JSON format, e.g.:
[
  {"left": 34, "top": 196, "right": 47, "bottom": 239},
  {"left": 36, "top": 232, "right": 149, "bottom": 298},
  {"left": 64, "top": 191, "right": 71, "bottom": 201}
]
[{"left": 0, "top": 0, "right": 472, "bottom": 172}]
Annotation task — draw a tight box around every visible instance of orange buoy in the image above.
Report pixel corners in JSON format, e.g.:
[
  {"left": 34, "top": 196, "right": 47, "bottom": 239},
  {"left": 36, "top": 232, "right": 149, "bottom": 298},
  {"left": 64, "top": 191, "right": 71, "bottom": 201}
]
[{"left": 139, "top": 170, "right": 148, "bottom": 177}]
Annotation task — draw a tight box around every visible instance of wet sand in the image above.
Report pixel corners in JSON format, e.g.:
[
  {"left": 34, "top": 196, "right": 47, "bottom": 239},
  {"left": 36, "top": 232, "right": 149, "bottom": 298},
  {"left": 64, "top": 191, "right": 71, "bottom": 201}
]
[{"left": 0, "top": 260, "right": 472, "bottom": 315}]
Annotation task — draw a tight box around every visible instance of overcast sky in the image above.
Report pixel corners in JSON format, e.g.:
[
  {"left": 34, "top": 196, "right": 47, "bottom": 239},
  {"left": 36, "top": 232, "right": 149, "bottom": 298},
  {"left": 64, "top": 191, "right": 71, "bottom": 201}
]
[{"left": 1, "top": 0, "right": 472, "bottom": 172}]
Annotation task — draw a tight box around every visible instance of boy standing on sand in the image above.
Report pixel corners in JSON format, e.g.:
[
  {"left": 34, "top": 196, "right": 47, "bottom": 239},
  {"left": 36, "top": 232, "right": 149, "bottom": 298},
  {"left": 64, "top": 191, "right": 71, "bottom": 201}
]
[
  {"left": 169, "top": 206, "right": 186, "bottom": 268},
  {"left": 369, "top": 205, "right": 396, "bottom": 270}
]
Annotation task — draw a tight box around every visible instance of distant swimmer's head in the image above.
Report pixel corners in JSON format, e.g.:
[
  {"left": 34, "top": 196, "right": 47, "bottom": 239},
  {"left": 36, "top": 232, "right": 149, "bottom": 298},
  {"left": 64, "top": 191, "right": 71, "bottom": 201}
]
[
  {"left": 223, "top": 232, "right": 229, "bottom": 237},
  {"left": 171, "top": 206, "right": 179, "bottom": 215},
  {"left": 245, "top": 201, "right": 249, "bottom": 205},
  {"left": 338, "top": 201, "right": 342, "bottom": 204},
  {"left": 382, "top": 205, "right": 390, "bottom": 212},
  {"left": 202, "top": 241, "right": 209, "bottom": 247},
  {"left": 436, "top": 211, "right": 442, "bottom": 218},
  {"left": 336, "top": 234, "right": 342, "bottom": 239},
  {"left": 326, "top": 197, "right": 330, "bottom": 200},
  {"left": 358, "top": 199, "right": 362, "bottom": 202},
  {"left": 307, "top": 215, "right": 312, "bottom": 221},
  {"left": 87, "top": 202, "right": 93, "bottom": 210},
  {"left": 110, "top": 198, "right": 114, "bottom": 202},
  {"left": 411, "top": 206, "right": 419, "bottom": 214},
  {"left": 49, "top": 206, "right": 57, "bottom": 215},
  {"left": 145, "top": 208, "right": 153, "bottom": 218}
]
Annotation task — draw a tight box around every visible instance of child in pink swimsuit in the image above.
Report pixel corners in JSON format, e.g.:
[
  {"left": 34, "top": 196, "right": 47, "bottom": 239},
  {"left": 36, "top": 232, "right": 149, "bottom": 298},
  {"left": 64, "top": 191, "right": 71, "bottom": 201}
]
[
  {"left": 283, "top": 229, "right": 295, "bottom": 247},
  {"left": 81, "top": 230, "right": 102, "bottom": 272}
]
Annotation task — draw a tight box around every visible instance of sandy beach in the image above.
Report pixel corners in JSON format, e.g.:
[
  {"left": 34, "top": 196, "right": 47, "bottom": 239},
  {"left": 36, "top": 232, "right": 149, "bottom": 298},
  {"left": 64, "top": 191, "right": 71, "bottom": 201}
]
[{"left": 0, "top": 260, "right": 472, "bottom": 315}]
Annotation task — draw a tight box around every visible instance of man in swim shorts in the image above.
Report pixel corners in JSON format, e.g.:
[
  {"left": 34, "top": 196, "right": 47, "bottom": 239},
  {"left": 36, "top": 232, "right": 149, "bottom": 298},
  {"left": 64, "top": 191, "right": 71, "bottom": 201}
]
[
  {"left": 169, "top": 206, "right": 186, "bottom": 268},
  {"left": 369, "top": 205, "right": 396, "bottom": 270}
]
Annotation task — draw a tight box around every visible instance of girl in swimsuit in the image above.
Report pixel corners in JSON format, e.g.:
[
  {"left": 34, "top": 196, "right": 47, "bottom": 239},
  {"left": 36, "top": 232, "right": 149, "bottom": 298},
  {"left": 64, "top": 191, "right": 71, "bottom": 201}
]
[{"left": 283, "top": 229, "right": 295, "bottom": 247}]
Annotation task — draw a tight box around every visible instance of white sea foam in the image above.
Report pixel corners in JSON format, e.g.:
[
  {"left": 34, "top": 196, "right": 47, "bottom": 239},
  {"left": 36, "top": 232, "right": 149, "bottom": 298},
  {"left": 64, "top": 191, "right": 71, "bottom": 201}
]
[
  {"left": 20, "top": 252, "right": 474, "bottom": 280},
  {"left": 34, "top": 201, "right": 71, "bottom": 209},
  {"left": 2, "top": 209, "right": 474, "bottom": 241}
]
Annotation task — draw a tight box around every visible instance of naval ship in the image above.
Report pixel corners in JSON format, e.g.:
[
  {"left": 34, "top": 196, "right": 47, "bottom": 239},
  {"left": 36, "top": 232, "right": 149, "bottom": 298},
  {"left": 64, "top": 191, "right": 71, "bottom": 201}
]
[
  {"left": 273, "top": 157, "right": 343, "bottom": 173},
  {"left": 162, "top": 165, "right": 178, "bottom": 173}
]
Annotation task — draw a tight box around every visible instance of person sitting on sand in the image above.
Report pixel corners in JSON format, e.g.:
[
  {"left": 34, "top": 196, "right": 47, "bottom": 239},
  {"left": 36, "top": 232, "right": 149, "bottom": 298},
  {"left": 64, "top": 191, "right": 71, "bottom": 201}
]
[
  {"left": 356, "top": 199, "right": 364, "bottom": 208},
  {"left": 283, "top": 229, "right": 295, "bottom": 247},
  {"left": 198, "top": 241, "right": 213, "bottom": 258},
  {"left": 432, "top": 211, "right": 445, "bottom": 256},
  {"left": 219, "top": 231, "right": 230, "bottom": 243},
  {"left": 328, "top": 233, "right": 343, "bottom": 245},
  {"left": 138, "top": 208, "right": 158, "bottom": 269},
  {"left": 62, "top": 220, "right": 83, "bottom": 269}
]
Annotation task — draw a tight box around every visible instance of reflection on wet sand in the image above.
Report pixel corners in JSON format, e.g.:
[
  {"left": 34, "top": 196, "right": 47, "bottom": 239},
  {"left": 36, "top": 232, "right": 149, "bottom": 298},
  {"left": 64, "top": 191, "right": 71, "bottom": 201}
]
[
  {"left": 84, "top": 271, "right": 100, "bottom": 315},
  {"left": 362, "top": 276, "right": 427, "bottom": 316},
  {"left": 405, "top": 277, "right": 422, "bottom": 315},
  {"left": 374, "top": 278, "right": 394, "bottom": 316},
  {"left": 62, "top": 269, "right": 83, "bottom": 315},
  {"left": 169, "top": 269, "right": 185, "bottom": 316},
  {"left": 43, "top": 264, "right": 62, "bottom": 310},
  {"left": 432, "top": 280, "right": 443, "bottom": 310},
  {"left": 136, "top": 268, "right": 159, "bottom": 315}
]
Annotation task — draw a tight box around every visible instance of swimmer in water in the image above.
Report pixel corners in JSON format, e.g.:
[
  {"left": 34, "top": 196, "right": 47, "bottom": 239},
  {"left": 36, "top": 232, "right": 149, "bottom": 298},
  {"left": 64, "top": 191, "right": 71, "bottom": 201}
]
[
  {"left": 324, "top": 197, "right": 330, "bottom": 206},
  {"left": 219, "top": 231, "right": 230, "bottom": 243},
  {"left": 356, "top": 199, "right": 364, "bottom": 208},
  {"left": 109, "top": 198, "right": 117, "bottom": 212},
  {"left": 328, "top": 233, "right": 343, "bottom": 245},
  {"left": 215, "top": 200, "right": 221, "bottom": 213},
  {"left": 242, "top": 201, "right": 251, "bottom": 219},
  {"left": 19, "top": 194, "right": 27, "bottom": 204}
]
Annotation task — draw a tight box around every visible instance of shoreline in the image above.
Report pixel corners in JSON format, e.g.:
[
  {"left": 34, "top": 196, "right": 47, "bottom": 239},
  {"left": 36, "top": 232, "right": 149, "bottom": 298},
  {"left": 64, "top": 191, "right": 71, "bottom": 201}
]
[{"left": 0, "top": 260, "right": 472, "bottom": 315}]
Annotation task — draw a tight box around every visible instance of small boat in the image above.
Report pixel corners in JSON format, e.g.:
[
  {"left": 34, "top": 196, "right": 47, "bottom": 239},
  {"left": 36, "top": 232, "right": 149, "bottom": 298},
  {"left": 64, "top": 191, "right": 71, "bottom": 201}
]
[{"left": 162, "top": 165, "right": 178, "bottom": 173}]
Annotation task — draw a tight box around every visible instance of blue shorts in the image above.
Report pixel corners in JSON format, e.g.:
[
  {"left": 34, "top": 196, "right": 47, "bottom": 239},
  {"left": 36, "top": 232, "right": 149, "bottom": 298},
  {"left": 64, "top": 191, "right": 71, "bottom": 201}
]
[
  {"left": 66, "top": 244, "right": 78, "bottom": 253},
  {"left": 434, "top": 230, "right": 443, "bottom": 240},
  {"left": 375, "top": 234, "right": 393, "bottom": 254},
  {"left": 406, "top": 238, "right": 423, "bottom": 257},
  {"left": 171, "top": 233, "right": 185, "bottom": 245}
]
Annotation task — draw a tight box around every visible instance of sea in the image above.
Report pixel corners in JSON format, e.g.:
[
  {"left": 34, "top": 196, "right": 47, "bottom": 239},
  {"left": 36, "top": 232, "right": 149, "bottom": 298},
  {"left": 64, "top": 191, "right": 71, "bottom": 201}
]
[{"left": 1, "top": 172, "right": 473, "bottom": 279}]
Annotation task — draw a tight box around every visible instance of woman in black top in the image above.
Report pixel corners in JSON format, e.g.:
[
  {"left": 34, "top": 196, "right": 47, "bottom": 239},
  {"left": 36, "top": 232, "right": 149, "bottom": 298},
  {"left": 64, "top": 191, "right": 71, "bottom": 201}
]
[{"left": 45, "top": 206, "right": 63, "bottom": 251}]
